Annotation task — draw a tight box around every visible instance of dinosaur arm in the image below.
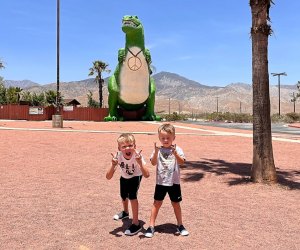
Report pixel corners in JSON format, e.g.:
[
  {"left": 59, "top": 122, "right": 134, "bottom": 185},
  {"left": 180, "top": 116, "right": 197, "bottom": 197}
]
[
  {"left": 145, "top": 49, "right": 152, "bottom": 65},
  {"left": 118, "top": 48, "right": 125, "bottom": 63}
]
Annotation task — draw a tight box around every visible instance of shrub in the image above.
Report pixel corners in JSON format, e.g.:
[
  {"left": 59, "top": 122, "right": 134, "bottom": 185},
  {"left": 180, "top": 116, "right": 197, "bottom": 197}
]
[
  {"left": 161, "top": 112, "right": 188, "bottom": 121},
  {"left": 285, "top": 112, "right": 300, "bottom": 122}
]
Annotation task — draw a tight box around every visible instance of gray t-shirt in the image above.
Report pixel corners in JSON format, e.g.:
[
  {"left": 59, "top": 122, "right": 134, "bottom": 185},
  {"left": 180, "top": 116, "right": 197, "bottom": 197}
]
[{"left": 150, "top": 146, "right": 185, "bottom": 186}]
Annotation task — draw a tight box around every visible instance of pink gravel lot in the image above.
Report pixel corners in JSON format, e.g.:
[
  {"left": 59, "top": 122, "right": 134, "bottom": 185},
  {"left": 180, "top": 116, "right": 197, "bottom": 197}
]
[{"left": 0, "top": 120, "right": 299, "bottom": 250}]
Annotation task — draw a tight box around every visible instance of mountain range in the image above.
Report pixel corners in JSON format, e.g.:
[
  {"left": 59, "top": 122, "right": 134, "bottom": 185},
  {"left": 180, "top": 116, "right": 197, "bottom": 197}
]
[{"left": 3, "top": 71, "right": 299, "bottom": 114}]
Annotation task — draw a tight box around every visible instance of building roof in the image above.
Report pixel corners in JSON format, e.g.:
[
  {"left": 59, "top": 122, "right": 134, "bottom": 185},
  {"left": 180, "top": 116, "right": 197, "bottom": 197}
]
[{"left": 63, "top": 99, "right": 81, "bottom": 105}]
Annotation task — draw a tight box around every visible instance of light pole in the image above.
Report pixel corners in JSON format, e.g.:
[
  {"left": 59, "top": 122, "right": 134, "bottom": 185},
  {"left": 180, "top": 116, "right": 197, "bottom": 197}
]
[
  {"left": 52, "top": 0, "right": 63, "bottom": 127},
  {"left": 216, "top": 96, "right": 219, "bottom": 113},
  {"left": 56, "top": 0, "right": 60, "bottom": 113},
  {"left": 271, "top": 72, "right": 287, "bottom": 116}
]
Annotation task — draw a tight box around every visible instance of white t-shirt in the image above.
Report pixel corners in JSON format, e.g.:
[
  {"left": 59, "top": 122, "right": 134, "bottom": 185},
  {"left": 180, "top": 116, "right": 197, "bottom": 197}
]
[
  {"left": 150, "top": 146, "right": 185, "bottom": 186},
  {"left": 117, "top": 151, "right": 146, "bottom": 179}
]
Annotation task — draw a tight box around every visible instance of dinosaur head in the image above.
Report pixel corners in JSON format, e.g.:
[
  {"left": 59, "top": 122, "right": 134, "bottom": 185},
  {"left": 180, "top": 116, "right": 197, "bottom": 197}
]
[{"left": 122, "top": 15, "right": 143, "bottom": 34}]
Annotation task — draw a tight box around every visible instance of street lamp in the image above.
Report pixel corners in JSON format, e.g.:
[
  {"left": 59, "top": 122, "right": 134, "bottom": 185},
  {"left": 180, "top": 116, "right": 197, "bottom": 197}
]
[
  {"left": 56, "top": 0, "right": 60, "bottom": 113},
  {"left": 271, "top": 72, "right": 287, "bottom": 116},
  {"left": 52, "top": 0, "right": 63, "bottom": 127}
]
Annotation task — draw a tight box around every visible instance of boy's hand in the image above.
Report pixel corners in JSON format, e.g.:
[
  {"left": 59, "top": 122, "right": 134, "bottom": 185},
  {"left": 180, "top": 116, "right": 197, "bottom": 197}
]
[
  {"left": 111, "top": 152, "right": 118, "bottom": 166},
  {"left": 154, "top": 142, "right": 161, "bottom": 152},
  {"left": 135, "top": 150, "right": 143, "bottom": 166},
  {"left": 171, "top": 144, "right": 178, "bottom": 155}
]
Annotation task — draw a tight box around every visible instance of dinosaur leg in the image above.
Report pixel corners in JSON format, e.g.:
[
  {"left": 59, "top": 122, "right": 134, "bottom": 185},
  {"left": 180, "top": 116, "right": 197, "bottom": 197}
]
[
  {"left": 104, "top": 76, "right": 120, "bottom": 121},
  {"left": 142, "top": 78, "right": 161, "bottom": 121}
]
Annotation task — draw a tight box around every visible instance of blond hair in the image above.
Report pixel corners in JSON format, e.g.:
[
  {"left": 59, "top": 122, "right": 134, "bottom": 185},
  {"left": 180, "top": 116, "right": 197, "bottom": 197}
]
[
  {"left": 117, "top": 133, "right": 136, "bottom": 145},
  {"left": 158, "top": 123, "right": 175, "bottom": 135}
]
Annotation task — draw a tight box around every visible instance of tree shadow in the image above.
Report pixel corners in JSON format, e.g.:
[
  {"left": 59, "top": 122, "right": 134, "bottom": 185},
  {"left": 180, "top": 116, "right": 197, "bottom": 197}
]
[
  {"left": 276, "top": 169, "right": 300, "bottom": 190},
  {"left": 182, "top": 159, "right": 300, "bottom": 190},
  {"left": 182, "top": 159, "right": 251, "bottom": 185}
]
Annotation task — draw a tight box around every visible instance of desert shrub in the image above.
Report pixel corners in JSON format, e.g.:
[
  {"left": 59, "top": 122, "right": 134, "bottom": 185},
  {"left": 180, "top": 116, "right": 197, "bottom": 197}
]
[
  {"left": 202, "top": 112, "right": 252, "bottom": 123},
  {"left": 161, "top": 112, "right": 188, "bottom": 121},
  {"left": 285, "top": 112, "right": 300, "bottom": 122}
]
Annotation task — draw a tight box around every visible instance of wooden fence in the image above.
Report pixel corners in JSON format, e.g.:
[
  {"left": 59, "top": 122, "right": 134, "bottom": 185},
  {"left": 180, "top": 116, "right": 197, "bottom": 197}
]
[{"left": 0, "top": 104, "right": 109, "bottom": 121}]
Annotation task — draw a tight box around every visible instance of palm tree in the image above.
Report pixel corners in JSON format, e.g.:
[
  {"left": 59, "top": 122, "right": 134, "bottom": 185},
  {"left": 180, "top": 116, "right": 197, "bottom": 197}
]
[
  {"left": 0, "top": 81, "right": 6, "bottom": 104},
  {"left": 15, "top": 87, "right": 23, "bottom": 103},
  {"left": 6, "top": 87, "right": 19, "bottom": 104},
  {"left": 45, "top": 90, "right": 57, "bottom": 106},
  {"left": 88, "top": 61, "right": 110, "bottom": 108},
  {"left": 21, "top": 91, "right": 33, "bottom": 105},
  {"left": 0, "top": 60, "right": 4, "bottom": 70},
  {"left": 250, "top": 0, "right": 277, "bottom": 183}
]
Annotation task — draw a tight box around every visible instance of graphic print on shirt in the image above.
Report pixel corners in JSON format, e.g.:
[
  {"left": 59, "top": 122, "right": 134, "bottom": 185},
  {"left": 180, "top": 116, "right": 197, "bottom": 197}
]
[
  {"left": 158, "top": 150, "right": 176, "bottom": 181},
  {"left": 120, "top": 161, "right": 135, "bottom": 176}
]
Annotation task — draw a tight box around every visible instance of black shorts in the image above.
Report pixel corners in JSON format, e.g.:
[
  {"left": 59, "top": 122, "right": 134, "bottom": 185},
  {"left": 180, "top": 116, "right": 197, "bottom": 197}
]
[
  {"left": 154, "top": 184, "right": 182, "bottom": 202},
  {"left": 120, "top": 176, "right": 142, "bottom": 201}
]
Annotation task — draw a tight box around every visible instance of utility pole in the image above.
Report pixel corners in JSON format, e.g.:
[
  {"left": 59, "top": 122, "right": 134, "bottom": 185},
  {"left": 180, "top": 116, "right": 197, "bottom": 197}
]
[
  {"left": 56, "top": 0, "right": 60, "bottom": 113},
  {"left": 52, "top": 0, "right": 63, "bottom": 128},
  {"left": 216, "top": 97, "right": 219, "bottom": 113},
  {"left": 168, "top": 98, "right": 170, "bottom": 115},
  {"left": 240, "top": 101, "right": 242, "bottom": 113},
  {"left": 271, "top": 72, "right": 287, "bottom": 116}
]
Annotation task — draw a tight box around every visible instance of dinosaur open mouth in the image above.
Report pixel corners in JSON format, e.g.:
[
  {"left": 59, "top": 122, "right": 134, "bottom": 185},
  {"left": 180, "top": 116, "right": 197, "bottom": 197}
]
[{"left": 123, "top": 20, "right": 138, "bottom": 28}]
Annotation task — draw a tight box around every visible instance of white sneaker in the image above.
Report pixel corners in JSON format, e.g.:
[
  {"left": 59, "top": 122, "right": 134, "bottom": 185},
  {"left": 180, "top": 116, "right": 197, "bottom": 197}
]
[
  {"left": 145, "top": 226, "right": 155, "bottom": 238},
  {"left": 177, "top": 225, "right": 189, "bottom": 236},
  {"left": 113, "top": 211, "right": 129, "bottom": 220}
]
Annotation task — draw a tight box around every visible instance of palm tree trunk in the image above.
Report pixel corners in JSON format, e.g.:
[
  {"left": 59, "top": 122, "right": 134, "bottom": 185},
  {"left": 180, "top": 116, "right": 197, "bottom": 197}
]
[
  {"left": 98, "top": 77, "right": 103, "bottom": 108},
  {"left": 250, "top": 0, "right": 277, "bottom": 183}
]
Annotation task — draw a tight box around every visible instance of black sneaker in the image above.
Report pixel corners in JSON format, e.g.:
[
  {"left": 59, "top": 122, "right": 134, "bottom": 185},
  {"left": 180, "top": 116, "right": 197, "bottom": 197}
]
[
  {"left": 124, "top": 223, "right": 142, "bottom": 236},
  {"left": 144, "top": 226, "right": 155, "bottom": 238},
  {"left": 113, "top": 211, "right": 129, "bottom": 220},
  {"left": 177, "top": 225, "right": 189, "bottom": 236}
]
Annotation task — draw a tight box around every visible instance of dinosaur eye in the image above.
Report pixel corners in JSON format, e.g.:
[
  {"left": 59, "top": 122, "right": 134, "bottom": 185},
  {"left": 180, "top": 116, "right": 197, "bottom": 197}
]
[{"left": 135, "top": 15, "right": 138, "bottom": 19}]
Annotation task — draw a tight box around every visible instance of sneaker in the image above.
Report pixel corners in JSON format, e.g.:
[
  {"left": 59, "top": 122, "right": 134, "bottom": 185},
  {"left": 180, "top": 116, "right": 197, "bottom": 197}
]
[
  {"left": 144, "top": 226, "right": 155, "bottom": 238},
  {"left": 177, "top": 225, "right": 189, "bottom": 236},
  {"left": 124, "top": 223, "right": 142, "bottom": 236},
  {"left": 113, "top": 211, "right": 129, "bottom": 220}
]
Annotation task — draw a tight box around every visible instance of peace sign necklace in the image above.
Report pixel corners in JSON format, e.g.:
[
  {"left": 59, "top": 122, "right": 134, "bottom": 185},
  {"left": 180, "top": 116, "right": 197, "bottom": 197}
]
[{"left": 127, "top": 48, "right": 143, "bottom": 71}]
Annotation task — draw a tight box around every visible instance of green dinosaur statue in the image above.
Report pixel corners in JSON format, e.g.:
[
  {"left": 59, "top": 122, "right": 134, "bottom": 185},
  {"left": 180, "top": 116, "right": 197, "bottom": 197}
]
[{"left": 104, "top": 15, "right": 160, "bottom": 121}]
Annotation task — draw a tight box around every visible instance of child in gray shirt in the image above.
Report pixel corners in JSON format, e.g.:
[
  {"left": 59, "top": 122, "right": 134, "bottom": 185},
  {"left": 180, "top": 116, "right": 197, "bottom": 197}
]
[{"left": 144, "top": 123, "right": 189, "bottom": 238}]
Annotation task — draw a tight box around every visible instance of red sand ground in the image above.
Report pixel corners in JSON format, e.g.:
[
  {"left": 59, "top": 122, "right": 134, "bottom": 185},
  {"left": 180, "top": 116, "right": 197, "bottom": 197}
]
[{"left": 0, "top": 120, "right": 299, "bottom": 250}]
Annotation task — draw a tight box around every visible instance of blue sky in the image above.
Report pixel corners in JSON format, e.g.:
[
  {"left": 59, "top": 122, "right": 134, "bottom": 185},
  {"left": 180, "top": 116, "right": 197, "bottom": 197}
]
[{"left": 0, "top": 0, "right": 299, "bottom": 86}]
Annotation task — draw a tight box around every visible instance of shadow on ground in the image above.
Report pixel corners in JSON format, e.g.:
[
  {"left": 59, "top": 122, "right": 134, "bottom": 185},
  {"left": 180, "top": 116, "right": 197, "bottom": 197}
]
[
  {"left": 109, "top": 218, "right": 146, "bottom": 237},
  {"left": 138, "top": 223, "right": 179, "bottom": 239},
  {"left": 182, "top": 159, "right": 300, "bottom": 189}
]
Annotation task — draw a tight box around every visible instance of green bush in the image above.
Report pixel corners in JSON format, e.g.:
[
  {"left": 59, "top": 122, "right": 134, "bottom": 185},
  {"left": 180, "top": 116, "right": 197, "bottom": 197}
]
[
  {"left": 285, "top": 112, "right": 300, "bottom": 122},
  {"left": 161, "top": 112, "right": 188, "bottom": 121},
  {"left": 197, "top": 112, "right": 253, "bottom": 123},
  {"left": 271, "top": 113, "right": 300, "bottom": 123}
]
